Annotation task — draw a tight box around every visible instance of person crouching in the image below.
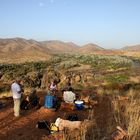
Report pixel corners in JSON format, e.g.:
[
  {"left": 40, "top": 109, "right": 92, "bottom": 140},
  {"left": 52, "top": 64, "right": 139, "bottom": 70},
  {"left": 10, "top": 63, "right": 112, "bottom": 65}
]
[{"left": 63, "top": 87, "right": 76, "bottom": 103}]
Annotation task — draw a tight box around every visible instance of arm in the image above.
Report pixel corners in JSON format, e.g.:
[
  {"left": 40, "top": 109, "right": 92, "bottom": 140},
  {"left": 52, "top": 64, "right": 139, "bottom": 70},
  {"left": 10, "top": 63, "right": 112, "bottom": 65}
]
[{"left": 17, "top": 84, "right": 22, "bottom": 94}]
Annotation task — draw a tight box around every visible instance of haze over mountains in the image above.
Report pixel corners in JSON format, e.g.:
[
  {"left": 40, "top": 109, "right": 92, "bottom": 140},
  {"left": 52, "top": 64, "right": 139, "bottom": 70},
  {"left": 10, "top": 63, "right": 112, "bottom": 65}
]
[
  {"left": 42, "top": 40, "right": 78, "bottom": 53},
  {"left": 0, "top": 37, "right": 140, "bottom": 63}
]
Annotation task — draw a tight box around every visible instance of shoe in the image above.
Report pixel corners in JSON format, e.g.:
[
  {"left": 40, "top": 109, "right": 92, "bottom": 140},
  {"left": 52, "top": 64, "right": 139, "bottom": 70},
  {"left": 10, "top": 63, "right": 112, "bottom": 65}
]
[{"left": 14, "top": 115, "right": 21, "bottom": 118}]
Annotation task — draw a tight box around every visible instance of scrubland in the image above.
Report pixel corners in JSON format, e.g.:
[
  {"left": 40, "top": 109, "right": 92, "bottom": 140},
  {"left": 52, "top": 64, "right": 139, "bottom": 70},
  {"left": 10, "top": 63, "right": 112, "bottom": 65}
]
[{"left": 0, "top": 54, "right": 140, "bottom": 140}]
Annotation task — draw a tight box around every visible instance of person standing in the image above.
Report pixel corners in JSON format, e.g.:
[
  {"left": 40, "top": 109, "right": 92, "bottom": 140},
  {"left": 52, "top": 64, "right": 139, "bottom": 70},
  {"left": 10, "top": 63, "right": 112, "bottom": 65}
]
[{"left": 11, "top": 78, "right": 22, "bottom": 117}]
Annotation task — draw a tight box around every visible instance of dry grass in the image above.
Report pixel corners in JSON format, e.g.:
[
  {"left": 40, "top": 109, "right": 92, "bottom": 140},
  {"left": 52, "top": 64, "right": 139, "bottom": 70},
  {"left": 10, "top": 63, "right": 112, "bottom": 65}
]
[
  {"left": 59, "top": 119, "right": 95, "bottom": 140},
  {"left": 0, "top": 91, "right": 11, "bottom": 98},
  {"left": 126, "top": 89, "right": 140, "bottom": 139},
  {"left": 112, "top": 88, "right": 140, "bottom": 140},
  {"left": 96, "top": 87, "right": 104, "bottom": 96}
]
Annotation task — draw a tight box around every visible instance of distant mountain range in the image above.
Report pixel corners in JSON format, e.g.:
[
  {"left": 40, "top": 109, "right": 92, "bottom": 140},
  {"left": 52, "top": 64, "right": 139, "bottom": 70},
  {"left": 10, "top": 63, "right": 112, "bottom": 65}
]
[
  {"left": 122, "top": 45, "right": 140, "bottom": 51},
  {"left": 0, "top": 37, "right": 139, "bottom": 63},
  {"left": 0, "top": 38, "right": 103, "bottom": 54}
]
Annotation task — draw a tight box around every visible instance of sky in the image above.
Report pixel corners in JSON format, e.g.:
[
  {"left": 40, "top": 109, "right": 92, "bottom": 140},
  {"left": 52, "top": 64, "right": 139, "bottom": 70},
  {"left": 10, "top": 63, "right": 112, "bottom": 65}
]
[{"left": 0, "top": 0, "right": 140, "bottom": 49}]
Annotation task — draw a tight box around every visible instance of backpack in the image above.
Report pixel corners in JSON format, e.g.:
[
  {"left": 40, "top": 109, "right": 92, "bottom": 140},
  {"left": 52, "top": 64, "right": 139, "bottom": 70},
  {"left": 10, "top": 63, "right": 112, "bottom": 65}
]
[
  {"left": 36, "top": 120, "right": 50, "bottom": 132},
  {"left": 20, "top": 100, "right": 29, "bottom": 110}
]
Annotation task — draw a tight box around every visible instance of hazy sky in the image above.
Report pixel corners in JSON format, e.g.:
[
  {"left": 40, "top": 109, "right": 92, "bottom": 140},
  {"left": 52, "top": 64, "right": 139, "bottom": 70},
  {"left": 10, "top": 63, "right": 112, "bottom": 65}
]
[{"left": 0, "top": 0, "right": 140, "bottom": 48}]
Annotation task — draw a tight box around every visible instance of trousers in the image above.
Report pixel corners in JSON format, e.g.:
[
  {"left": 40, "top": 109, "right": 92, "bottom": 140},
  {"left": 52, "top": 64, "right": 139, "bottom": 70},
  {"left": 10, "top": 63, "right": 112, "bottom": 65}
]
[{"left": 13, "top": 98, "right": 21, "bottom": 117}]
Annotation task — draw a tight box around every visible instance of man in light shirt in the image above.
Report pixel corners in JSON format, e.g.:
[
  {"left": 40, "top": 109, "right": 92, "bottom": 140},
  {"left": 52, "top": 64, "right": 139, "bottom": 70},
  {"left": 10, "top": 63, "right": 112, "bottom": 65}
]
[
  {"left": 11, "top": 78, "right": 22, "bottom": 117},
  {"left": 63, "top": 87, "right": 76, "bottom": 103}
]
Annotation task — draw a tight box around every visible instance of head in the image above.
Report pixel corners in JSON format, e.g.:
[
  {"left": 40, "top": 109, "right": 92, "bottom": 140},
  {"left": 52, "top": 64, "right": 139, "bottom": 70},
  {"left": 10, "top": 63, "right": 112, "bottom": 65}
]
[
  {"left": 15, "top": 77, "right": 22, "bottom": 84},
  {"left": 66, "top": 82, "right": 71, "bottom": 86},
  {"left": 31, "top": 88, "right": 36, "bottom": 94},
  {"left": 67, "top": 87, "right": 73, "bottom": 91},
  {"left": 51, "top": 80, "right": 55, "bottom": 85}
]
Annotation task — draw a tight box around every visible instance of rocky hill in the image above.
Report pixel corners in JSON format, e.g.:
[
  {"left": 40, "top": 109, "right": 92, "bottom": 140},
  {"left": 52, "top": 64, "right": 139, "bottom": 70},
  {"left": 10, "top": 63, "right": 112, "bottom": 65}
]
[
  {"left": 122, "top": 44, "right": 140, "bottom": 51},
  {"left": 79, "top": 43, "right": 104, "bottom": 53},
  {"left": 0, "top": 38, "right": 51, "bottom": 63},
  {"left": 0, "top": 38, "right": 50, "bottom": 52},
  {"left": 42, "top": 40, "right": 78, "bottom": 53}
]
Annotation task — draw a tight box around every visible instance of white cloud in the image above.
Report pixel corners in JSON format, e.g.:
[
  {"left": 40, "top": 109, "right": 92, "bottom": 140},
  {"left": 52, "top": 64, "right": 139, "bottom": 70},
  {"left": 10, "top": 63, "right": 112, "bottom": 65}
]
[{"left": 39, "top": 2, "right": 44, "bottom": 7}]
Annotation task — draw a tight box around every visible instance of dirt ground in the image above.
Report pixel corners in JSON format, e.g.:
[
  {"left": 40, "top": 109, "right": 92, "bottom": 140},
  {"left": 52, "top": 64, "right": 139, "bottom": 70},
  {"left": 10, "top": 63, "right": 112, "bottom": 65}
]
[
  {"left": 0, "top": 89, "right": 126, "bottom": 140},
  {"left": 0, "top": 91, "right": 97, "bottom": 140}
]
